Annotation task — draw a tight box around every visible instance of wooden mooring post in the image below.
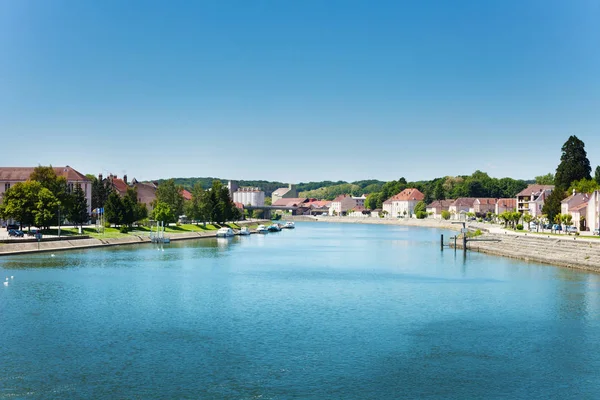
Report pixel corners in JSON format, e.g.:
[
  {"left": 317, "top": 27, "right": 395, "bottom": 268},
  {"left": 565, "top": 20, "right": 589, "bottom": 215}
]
[{"left": 441, "top": 234, "right": 444, "bottom": 251}]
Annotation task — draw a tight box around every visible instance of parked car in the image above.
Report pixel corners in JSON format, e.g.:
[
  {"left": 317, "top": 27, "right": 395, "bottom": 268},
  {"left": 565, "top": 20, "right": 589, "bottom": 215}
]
[
  {"left": 543, "top": 223, "right": 552, "bottom": 229},
  {"left": 594, "top": 228, "right": 600, "bottom": 236},
  {"left": 552, "top": 224, "right": 562, "bottom": 231},
  {"left": 8, "top": 229, "right": 24, "bottom": 237},
  {"left": 26, "top": 229, "right": 41, "bottom": 237},
  {"left": 566, "top": 226, "right": 578, "bottom": 233},
  {"left": 529, "top": 222, "right": 537, "bottom": 230}
]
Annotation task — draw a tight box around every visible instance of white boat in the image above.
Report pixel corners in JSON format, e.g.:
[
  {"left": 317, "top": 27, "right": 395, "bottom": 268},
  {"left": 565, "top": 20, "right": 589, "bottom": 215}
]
[
  {"left": 239, "top": 227, "right": 251, "bottom": 235},
  {"left": 283, "top": 222, "right": 295, "bottom": 229},
  {"left": 216, "top": 227, "right": 235, "bottom": 237},
  {"left": 256, "top": 225, "right": 268, "bottom": 234}
]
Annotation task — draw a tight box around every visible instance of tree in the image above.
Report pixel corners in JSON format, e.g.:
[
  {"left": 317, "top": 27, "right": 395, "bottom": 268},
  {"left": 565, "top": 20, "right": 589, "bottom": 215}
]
[
  {"left": 535, "top": 173, "right": 554, "bottom": 185},
  {"left": 68, "top": 186, "right": 90, "bottom": 227},
  {"left": 595, "top": 166, "right": 600, "bottom": 185},
  {"left": 104, "top": 192, "right": 124, "bottom": 226},
  {"left": 34, "top": 188, "right": 60, "bottom": 229},
  {"left": 0, "top": 181, "right": 41, "bottom": 229},
  {"left": 568, "top": 178, "right": 600, "bottom": 194},
  {"left": 554, "top": 135, "right": 591, "bottom": 190},
  {"left": 542, "top": 188, "right": 566, "bottom": 226},
  {"left": 30, "top": 165, "right": 70, "bottom": 224},
  {"left": 414, "top": 201, "right": 426, "bottom": 214},
  {"left": 91, "top": 176, "right": 113, "bottom": 211},
  {"left": 153, "top": 201, "right": 174, "bottom": 225},
  {"left": 563, "top": 214, "right": 573, "bottom": 234},
  {"left": 523, "top": 213, "right": 533, "bottom": 230},
  {"left": 441, "top": 210, "right": 451, "bottom": 220},
  {"left": 155, "top": 179, "right": 184, "bottom": 222}
]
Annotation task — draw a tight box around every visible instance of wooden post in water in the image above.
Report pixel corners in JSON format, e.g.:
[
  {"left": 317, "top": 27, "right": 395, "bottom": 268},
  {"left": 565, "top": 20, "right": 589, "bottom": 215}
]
[
  {"left": 454, "top": 235, "right": 457, "bottom": 252},
  {"left": 441, "top": 234, "right": 444, "bottom": 251}
]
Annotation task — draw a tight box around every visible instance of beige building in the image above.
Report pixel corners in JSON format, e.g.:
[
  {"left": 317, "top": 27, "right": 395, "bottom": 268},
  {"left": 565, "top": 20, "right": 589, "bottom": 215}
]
[
  {"left": 329, "top": 194, "right": 357, "bottom": 216},
  {"left": 516, "top": 184, "right": 554, "bottom": 217},
  {"left": 426, "top": 199, "right": 454, "bottom": 219},
  {"left": 0, "top": 166, "right": 92, "bottom": 215},
  {"left": 495, "top": 198, "right": 516, "bottom": 215},
  {"left": 272, "top": 184, "right": 298, "bottom": 203}
]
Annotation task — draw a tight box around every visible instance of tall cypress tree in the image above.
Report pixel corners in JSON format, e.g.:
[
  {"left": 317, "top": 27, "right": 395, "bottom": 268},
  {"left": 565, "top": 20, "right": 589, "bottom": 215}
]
[
  {"left": 554, "top": 135, "right": 591, "bottom": 190},
  {"left": 595, "top": 166, "right": 600, "bottom": 185}
]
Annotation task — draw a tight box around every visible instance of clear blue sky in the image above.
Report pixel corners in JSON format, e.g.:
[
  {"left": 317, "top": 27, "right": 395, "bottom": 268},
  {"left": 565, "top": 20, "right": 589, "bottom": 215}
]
[{"left": 1, "top": 0, "right": 599, "bottom": 183}]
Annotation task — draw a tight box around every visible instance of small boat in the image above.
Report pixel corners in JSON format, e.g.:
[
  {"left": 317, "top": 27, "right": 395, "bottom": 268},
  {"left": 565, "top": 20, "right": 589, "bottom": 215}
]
[
  {"left": 283, "top": 222, "right": 295, "bottom": 229},
  {"left": 216, "top": 227, "right": 235, "bottom": 237},
  {"left": 239, "top": 227, "right": 251, "bottom": 236},
  {"left": 267, "top": 224, "right": 282, "bottom": 232},
  {"left": 256, "top": 225, "right": 269, "bottom": 234}
]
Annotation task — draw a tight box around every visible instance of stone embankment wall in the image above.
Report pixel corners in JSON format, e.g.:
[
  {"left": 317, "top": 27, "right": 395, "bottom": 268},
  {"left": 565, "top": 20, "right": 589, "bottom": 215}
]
[{"left": 456, "top": 233, "right": 600, "bottom": 273}]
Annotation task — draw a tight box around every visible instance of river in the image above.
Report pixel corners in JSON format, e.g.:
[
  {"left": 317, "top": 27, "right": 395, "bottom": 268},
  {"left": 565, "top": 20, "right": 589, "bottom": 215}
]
[{"left": 1, "top": 222, "right": 600, "bottom": 398}]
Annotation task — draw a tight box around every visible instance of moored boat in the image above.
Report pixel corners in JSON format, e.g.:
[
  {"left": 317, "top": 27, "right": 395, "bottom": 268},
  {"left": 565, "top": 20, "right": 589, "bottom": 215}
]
[
  {"left": 283, "top": 222, "right": 295, "bottom": 229},
  {"left": 216, "top": 227, "right": 235, "bottom": 237},
  {"left": 239, "top": 227, "right": 251, "bottom": 235},
  {"left": 256, "top": 225, "right": 269, "bottom": 234},
  {"left": 267, "top": 224, "right": 282, "bottom": 232}
]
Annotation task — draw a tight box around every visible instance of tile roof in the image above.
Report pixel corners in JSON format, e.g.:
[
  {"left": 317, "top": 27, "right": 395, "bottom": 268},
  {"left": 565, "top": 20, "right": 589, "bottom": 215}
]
[
  {"left": 272, "top": 187, "right": 291, "bottom": 196},
  {"left": 109, "top": 177, "right": 129, "bottom": 195},
  {"left": 451, "top": 198, "right": 477, "bottom": 207},
  {"left": 332, "top": 194, "right": 354, "bottom": 202},
  {"left": 426, "top": 199, "right": 455, "bottom": 209},
  {"left": 571, "top": 203, "right": 588, "bottom": 212},
  {"left": 181, "top": 189, "right": 192, "bottom": 201},
  {"left": 0, "top": 166, "right": 89, "bottom": 182},
  {"left": 386, "top": 188, "right": 425, "bottom": 202},
  {"left": 234, "top": 202, "right": 244, "bottom": 209},
  {"left": 516, "top": 184, "right": 554, "bottom": 197},
  {"left": 475, "top": 198, "right": 497, "bottom": 205},
  {"left": 272, "top": 198, "right": 308, "bottom": 207},
  {"left": 496, "top": 198, "right": 517, "bottom": 208}
]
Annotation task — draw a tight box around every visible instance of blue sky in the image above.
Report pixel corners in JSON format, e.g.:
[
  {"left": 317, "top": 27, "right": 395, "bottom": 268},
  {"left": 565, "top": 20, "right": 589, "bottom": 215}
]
[{"left": 1, "top": 0, "right": 599, "bottom": 183}]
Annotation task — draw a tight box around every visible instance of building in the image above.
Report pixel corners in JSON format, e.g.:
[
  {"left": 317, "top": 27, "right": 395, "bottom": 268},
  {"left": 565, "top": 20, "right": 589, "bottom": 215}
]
[
  {"left": 0, "top": 166, "right": 92, "bottom": 215},
  {"left": 232, "top": 187, "right": 265, "bottom": 207},
  {"left": 383, "top": 188, "right": 425, "bottom": 218},
  {"left": 352, "top": 195, "right": 367, "bottom": 208},
  {"left": 304, "top": 200, "right": 332, "bottom": 215},
  {"left": 473, "top": 198, "right": 497, "bottom": 215},
  {"left": 426, "top": 199, "right": 454, "bottom": 219},
  {"left": 272, "top": 184, "right": 298, "bottom": 203},
  {"left": 586, "top": 191, "right": 600, "bottom": 233},
  {"left": 131, "top": 179, "right": 158, "bottom": 214},
  {"left": 561, "top": 191, "right": 589, "bottom": 230},
  {"left": 516, "top": 184, "right": 554, "bottom": 217},
  {"left": 329, "top": 194, "right": 357, "bottom": 216},
  {"left": 495, "top": 198, "right": 517, "bottom": 215},
  {"left": 449, "top": 198, "right": 477, "bottom": 220},
  {"left": 181, "top": 189, "right": 192, "bottom": 201}
]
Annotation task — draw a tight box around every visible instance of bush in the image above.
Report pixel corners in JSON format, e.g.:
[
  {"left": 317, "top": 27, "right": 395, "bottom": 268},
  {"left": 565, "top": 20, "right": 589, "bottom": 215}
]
[
  {"left": 104, "top": 221, "right": 111, "bottom": 228},
  {"left": 441, "top": 210, "right": 451, "bottom": 220},
  {"left": 119, "top": 225, "right": 128, "bottom": 233},
  {"left": 416, "top": 211, "right": 427, "bottom": 219},
  {"left": 516, "top": 224, "right": 523, "bottom": 230}
]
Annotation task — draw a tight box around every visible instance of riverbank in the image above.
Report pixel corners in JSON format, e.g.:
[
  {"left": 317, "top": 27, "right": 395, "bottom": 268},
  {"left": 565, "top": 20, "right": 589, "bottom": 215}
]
[
  {"left": 294, "top": 215, "right": 600, "bottom": 273},
  {"left": 0, "top": 220, "right": 270, "bottom": 257}
]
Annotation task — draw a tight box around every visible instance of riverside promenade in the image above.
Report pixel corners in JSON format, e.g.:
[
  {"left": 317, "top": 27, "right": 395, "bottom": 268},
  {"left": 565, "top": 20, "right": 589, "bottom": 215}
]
[
  {"left": 0, "top": 220, "right": 270, "bottom": 257},
  {"left": 294, "top": 215, "right": 600, "bottom": 273}
]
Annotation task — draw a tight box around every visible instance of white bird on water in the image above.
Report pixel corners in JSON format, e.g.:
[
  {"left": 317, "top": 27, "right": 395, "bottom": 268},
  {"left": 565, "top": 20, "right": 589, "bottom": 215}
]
[
  {"left": 10, "top": 276, "right": 14, "bottom": 279},
  {"left": 50, "top": 254, "right": 55, "bottom": 257},
  {"left": 3, "top": 281, "right": 7, "bottom": 286}
]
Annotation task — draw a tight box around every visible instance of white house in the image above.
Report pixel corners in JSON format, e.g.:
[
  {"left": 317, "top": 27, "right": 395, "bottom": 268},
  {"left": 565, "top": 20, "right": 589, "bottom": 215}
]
[
  {"left": 329, "top": 194, "right": 357, "bottom": 216},
  {"left": 587, "top": 191, "right": 600, "bottom": 233},
  {"left": 448, "top": 198, "right": 476, "bottom": 220},
  {"left": 383, "top": 188, "right": 425, "bottom": 218}
]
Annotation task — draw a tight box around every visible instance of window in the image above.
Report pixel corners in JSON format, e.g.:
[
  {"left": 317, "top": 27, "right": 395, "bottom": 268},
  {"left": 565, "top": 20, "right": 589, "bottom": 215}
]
[{"left": 4, "top": 183, "right": 10, "bottom": 191}]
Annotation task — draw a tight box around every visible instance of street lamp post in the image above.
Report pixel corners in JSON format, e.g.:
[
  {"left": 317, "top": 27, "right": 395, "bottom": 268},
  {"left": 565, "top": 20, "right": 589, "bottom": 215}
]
[{"left": 58, "top": 205, "right": 61, "bottom": 239}]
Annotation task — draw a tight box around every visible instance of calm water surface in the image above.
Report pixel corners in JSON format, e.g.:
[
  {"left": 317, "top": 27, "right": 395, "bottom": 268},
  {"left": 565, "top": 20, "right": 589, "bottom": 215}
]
[{"left": 2, "top": 222, "right": 600, "bottom": 399}]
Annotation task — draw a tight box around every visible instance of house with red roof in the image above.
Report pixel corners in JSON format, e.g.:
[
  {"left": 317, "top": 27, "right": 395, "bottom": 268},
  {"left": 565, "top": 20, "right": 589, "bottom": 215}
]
[
  {"left": 329, "top": 194, "right": 357, "bottom": 216},
  {"left": 383, "top": 188, "right": 425, "bottom": 218},
  {"left": 426, "top": 199, "right": 455, "bottom": 219}
]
